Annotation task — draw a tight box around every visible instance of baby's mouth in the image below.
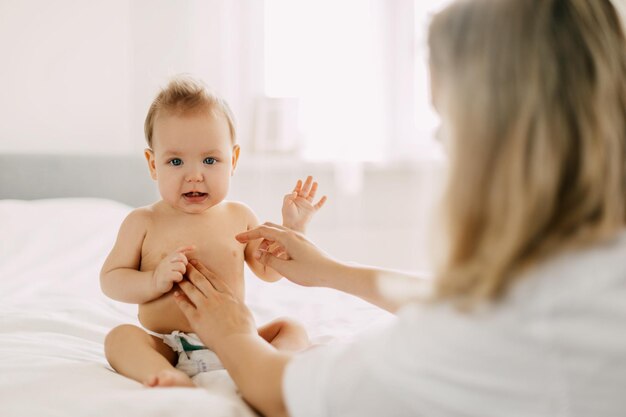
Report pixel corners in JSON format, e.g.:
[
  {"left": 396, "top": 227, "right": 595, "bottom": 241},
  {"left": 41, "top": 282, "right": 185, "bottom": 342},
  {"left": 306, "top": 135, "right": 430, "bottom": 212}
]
[{"left": 183, "top": 192, "right": 208, "bottom": 198}]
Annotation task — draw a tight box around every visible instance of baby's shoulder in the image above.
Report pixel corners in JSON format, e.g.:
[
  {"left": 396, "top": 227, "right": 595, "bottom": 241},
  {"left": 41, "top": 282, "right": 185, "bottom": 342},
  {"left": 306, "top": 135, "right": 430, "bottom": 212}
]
[
  {"left": 219, "top": 200, "right": 258, "bottom": 221},
  {"left": 120, "top": 205, "right": 155, "bottom": 228}
]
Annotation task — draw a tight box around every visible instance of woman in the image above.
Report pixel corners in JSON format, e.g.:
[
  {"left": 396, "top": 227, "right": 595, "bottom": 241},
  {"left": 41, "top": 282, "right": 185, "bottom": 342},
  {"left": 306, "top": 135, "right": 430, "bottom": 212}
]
[{"left": 174, "top": 0, "right": 626, "bottom": 416}]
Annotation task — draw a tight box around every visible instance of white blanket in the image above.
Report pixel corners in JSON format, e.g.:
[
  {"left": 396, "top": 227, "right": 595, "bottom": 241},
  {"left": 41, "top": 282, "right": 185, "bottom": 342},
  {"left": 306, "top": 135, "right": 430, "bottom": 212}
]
[{"left": 0, "top": 198, "right": 391, "bottom": 417}]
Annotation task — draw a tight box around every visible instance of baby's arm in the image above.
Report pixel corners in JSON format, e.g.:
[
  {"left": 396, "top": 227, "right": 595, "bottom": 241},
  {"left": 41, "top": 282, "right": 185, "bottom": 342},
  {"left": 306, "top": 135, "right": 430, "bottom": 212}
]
[
  {"left": 242, "top": 206, "right": 283, "bottom": 283},
  {"left": 243, "top": 177, "right": 326, "bottom": 282},
  {"left": 100, "top": 209, "right": 193, "bottom": 303}
]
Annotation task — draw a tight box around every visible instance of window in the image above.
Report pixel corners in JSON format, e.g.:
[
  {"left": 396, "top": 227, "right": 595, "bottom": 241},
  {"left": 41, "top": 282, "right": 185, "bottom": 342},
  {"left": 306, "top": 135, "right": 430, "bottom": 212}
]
[{"left": 263, "top": 0, "right": 452, "bottom": 162}]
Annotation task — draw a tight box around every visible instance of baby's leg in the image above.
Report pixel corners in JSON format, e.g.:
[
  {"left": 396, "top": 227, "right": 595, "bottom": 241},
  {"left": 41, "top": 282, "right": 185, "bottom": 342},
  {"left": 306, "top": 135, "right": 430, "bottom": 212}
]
[
  {"left": 258, "top": 317, "right": 310, "bottom": 352},
  {"left": 104, "top": 324, "right": 193, "bottom": 388}
]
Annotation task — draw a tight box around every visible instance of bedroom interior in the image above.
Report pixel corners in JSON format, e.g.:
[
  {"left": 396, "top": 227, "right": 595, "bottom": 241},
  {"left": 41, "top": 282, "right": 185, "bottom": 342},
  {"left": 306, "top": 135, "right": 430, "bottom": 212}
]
[{"left": 3, "top": 0, "right": 626, "bottom": 416}]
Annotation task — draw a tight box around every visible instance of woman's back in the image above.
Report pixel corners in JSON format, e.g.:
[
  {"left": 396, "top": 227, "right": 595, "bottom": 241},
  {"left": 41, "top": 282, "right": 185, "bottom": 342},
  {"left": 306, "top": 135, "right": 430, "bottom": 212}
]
[
  {"left": 283, "top": 231, "right": 626, "bottom": 417},
  {"left": 408, "top": 230, "right": 626, "bottom": 416}
]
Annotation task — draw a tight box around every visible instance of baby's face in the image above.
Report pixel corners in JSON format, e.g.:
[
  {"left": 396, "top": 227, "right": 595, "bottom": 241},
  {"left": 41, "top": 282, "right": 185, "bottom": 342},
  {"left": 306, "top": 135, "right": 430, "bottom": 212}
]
[{"left": 146, "top": 110, "right": 239, "bottom": 214}]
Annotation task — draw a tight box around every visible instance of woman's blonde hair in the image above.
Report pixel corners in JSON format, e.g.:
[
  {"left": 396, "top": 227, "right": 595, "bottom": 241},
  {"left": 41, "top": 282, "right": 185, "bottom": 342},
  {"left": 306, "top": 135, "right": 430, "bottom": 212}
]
[
  {"left": 144, "top": 75, "right": 236, "bottom": 148},
  {"left": 428, "top": 0, "right": 626, "bottom": 306}
]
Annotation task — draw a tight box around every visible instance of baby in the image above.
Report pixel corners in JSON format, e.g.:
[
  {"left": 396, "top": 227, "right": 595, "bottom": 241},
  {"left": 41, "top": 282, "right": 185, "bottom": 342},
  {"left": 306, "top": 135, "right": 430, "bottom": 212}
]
[{"left": 100, "top": 76, "right": 326, "bottom": 388}]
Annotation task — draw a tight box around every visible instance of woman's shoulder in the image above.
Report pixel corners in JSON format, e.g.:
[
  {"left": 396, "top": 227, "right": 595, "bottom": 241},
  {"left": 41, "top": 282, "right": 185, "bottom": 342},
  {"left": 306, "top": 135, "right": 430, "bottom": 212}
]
[{"left": 519, "top": 228, "right": 626, "bottom": 293}]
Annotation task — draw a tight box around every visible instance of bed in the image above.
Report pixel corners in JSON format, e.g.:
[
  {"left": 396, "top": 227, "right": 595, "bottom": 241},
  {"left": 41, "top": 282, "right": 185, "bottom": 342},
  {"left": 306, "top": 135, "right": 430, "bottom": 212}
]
[{"left": 0, "top": 154, "right": 392, "bottom": 417}]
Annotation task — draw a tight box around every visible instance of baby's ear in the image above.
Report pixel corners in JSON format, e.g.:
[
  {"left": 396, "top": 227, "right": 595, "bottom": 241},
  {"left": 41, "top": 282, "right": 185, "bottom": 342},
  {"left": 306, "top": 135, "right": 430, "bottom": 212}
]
[
  {"left": 231, "top": 145, "right": 241, "bottom": 176},
  {"left": 144, "top": 148, "right": 158, "bottom": 180}
]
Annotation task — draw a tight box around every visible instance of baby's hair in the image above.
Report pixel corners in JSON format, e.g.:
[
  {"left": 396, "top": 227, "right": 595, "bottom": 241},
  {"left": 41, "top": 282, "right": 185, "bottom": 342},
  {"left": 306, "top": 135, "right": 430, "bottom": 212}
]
[
  {"left": 428, "top": 0, "right": 626, "bottom": 307},
  {"left": 144, "top": 75, "right": 236, "bottom": 148}
]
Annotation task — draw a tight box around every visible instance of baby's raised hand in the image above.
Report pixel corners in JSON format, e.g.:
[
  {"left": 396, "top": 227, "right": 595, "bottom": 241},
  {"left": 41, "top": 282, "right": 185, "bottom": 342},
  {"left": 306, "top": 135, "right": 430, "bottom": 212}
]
[
  {"left": 152, "top": 245, "right": 195, "bottom": 294},
  {"left": 282, "top": 176, "right": 327, "bottom": 233}
]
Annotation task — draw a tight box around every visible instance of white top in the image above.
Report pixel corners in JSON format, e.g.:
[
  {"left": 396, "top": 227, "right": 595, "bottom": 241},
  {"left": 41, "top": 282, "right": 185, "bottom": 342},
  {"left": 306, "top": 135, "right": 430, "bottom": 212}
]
[{"left": 283, "top": 230, "right": 626, "bottom": 417}]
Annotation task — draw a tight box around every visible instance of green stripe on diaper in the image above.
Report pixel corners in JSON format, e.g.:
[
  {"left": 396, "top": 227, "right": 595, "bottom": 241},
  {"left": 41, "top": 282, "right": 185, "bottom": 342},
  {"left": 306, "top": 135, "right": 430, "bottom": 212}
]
[{"left": 179, "top": 337, "right": 207, "bottom": 352}]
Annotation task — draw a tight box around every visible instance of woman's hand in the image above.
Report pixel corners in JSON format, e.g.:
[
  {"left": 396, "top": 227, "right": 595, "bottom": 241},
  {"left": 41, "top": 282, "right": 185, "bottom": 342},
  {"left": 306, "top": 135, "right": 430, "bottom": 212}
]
[
  {"left": 237, "top": 223, "right": 426, "bottom": 313},
  {"left": 173, "top": 259, "right": 257, "bottom": 353},
  {"left": 236, "top": 223, "right": 339, "bottom": 288},
  {"left": 174, "top": 259, "right": 291, "bottom": 417}
]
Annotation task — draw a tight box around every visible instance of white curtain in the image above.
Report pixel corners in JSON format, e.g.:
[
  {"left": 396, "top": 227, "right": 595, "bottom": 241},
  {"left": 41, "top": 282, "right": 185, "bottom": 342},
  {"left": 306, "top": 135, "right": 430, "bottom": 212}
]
[{"left": 262, "top": 0, "right": 451, "bottom": 163}]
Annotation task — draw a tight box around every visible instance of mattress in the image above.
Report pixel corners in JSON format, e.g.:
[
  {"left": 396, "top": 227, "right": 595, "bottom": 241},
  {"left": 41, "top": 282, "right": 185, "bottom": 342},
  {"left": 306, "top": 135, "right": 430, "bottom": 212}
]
[{"left": 0, "top": 198, "right": 392, "bottom": 417}]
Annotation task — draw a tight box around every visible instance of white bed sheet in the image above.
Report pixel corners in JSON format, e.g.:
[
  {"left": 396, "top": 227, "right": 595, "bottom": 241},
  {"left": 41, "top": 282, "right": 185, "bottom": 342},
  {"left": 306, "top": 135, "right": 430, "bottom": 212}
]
[{"left": 0, "top": 198, "right": 392, "bottom": 417}]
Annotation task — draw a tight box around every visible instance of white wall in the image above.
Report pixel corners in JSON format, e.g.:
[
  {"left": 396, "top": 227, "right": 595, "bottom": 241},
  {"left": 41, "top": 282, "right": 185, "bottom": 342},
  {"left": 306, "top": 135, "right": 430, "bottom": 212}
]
[
  {"left": 0, "top": 0, "right": 445, "bottom": 273},
  {"left": 0, "top": 0, "right": 132, "bottom": 153},
  {"left": 0, "top": 0, "right": 260, "bottom": 154}
]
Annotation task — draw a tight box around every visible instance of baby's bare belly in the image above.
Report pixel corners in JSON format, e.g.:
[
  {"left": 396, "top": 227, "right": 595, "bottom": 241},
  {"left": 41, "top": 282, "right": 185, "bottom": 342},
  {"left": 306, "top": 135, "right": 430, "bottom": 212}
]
[{"left": 138, "top": 275, "right": 244, "bottom": 334}]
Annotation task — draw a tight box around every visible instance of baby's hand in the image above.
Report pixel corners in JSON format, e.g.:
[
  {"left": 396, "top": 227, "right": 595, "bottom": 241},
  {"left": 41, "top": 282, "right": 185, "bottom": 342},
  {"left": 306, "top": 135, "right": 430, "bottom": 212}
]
[
  {"left": 152, "top": 246, "right": 195, "bottom": 294},
  {"left": 282, "top": 176, "right": 327, "bottom": 233}
]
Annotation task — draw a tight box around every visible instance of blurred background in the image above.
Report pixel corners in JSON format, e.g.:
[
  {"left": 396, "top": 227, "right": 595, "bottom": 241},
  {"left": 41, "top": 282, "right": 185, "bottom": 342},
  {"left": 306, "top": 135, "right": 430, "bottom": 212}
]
[{"left": 0, "top": 0, "right": 458, "bottom": 273}]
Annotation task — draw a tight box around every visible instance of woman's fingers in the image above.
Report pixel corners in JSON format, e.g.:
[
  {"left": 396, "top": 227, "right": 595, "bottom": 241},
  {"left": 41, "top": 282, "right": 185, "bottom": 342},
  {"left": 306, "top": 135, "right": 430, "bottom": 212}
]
[
  {"left": 236, "top": 223, "right": 288, "bottom": 245},
  {"left": 188, "top": 260, "right": 232, "bottom": 294},
  {"left": 183, "top": 263, "right": 213, "bottom": 297},
  {"left": 173, "top": 290, "right": 196, "bottom": 314},
  {"left": 258, "top": 238, "right": 273, "bottom": 252},
  {"left": 256, "top": 249, "right": 289, "bottom": 270},
  {"left": 267, "top": 242, "right": 287, "bottom": 259},
  {"left": 177, "top": 279, "right": 206, "bottom": 306}
]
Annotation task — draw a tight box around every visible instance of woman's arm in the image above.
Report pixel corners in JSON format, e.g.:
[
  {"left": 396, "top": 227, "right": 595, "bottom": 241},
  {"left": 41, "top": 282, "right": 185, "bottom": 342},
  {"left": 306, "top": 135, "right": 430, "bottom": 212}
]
[
  {"left": 174, "top": 261, "right": 291, "bottom": 417},
  {"left": 236, "top": 223, "right": 427, "bottom": 313},
  {"left": 324, "top": 263, "right": 428, "bottom": 313},
  {"left": 207, "top": 333, "right": 291, "bottom": 417}
]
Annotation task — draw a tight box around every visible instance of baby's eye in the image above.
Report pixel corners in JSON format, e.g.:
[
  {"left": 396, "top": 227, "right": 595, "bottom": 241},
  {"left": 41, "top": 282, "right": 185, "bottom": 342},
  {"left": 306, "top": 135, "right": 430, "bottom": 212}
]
[
  {"left": 169, "top": 158, "right": 183, "bottom": 166},
  {"left": 203, "top": 157, "right": 217, "bottom": 165}
]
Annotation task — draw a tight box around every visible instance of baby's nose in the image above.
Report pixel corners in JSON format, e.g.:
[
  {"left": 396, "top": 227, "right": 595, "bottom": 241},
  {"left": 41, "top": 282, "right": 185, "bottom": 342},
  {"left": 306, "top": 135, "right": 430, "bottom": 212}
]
[{"left": 185, "top": 169, "right": 204, "bottom": 182}]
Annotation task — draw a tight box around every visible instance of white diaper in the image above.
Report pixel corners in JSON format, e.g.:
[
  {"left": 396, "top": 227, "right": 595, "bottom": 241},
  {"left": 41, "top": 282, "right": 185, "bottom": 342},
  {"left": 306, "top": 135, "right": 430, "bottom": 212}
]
[{"left": 159, "top": 331, "right": 224, "bottom": 377}]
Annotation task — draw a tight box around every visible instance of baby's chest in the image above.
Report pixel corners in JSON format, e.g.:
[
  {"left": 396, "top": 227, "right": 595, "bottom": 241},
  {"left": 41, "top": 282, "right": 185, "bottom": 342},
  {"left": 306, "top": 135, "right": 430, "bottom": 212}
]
[{"left": 140, "top": 221, "right": 246, "bottom": 273}]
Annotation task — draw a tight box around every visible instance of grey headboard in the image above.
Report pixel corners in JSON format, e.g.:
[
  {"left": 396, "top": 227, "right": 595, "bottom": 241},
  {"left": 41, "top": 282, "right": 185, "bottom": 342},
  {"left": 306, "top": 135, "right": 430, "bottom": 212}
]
[{"left": 0, "top": 153, "right": 159, "bottom": 207}]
